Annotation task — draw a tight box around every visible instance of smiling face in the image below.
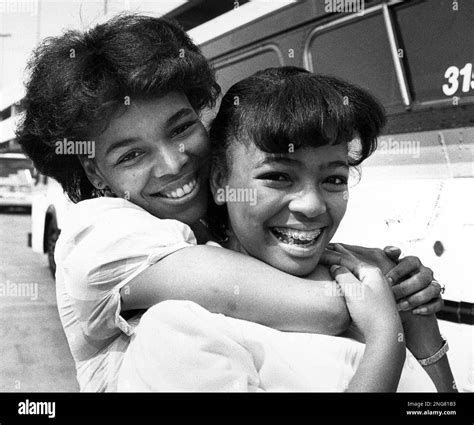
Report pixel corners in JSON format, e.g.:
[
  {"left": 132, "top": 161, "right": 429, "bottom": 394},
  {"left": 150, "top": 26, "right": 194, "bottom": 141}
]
[
  {"left": 81, "top": 92, "right": 210, "bottom": 225},
  {"left": 212, "top": 142, "right": 349, "bottom": 276}
]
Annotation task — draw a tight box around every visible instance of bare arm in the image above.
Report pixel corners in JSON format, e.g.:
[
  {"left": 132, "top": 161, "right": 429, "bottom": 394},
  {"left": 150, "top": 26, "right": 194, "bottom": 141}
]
[
  {"left": 403, "top": 314, "right": 457, "bottom": 392},
  {"left": 120, "top": 245, "right": 350, "bottom": 335},
  {"left": 323, "top": 243, "right": 455, "bottom": 391},
  {"left": 347, "top": 331, "right": 405, "bottom": 392},
  {"left": 329, "top": 245, "right": 406, "bottom": 392}
]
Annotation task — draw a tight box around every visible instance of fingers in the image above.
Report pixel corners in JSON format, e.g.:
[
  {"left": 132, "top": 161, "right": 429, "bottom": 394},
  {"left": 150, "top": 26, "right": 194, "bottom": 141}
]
[
  {"left": 324, "top": 244, "right": 384, "bottom": 284},
  {"left": 329, "top": 265, "right": 360, "bottom": 295},
  {"left": 320, "top": 249, "right": 343, "bottom": 266},
  {"left": 412, "top": 296, "right": 444, "bottom": 315},
  {"left": 331, "top": 244, "right": 366, "bottom": 277},
  {"left": 396, "top": 281, "right": 442, "bottom": 311},
  {"left": 329, "top": 242, "right": 372, "bottom": 256},
  {"left": 383, "top": 246, "right": 402, "bottom": 262},
  {"left": 391, "top": 266, "right": 434, "bottom": 300},
  {"left": 386, "top": 255, "right": 426, "bottom": 285},
  {"left": 392, "top": 267, "right": 441, "bottom": 304},
  {"left": 320, "top": 246, "right": 357, "bottom": 272}
]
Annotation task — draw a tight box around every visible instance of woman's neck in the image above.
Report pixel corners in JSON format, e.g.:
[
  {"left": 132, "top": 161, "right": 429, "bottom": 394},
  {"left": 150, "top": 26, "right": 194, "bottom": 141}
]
[{"left": 222, "top": 232, "right": 249, "bottom": 256}]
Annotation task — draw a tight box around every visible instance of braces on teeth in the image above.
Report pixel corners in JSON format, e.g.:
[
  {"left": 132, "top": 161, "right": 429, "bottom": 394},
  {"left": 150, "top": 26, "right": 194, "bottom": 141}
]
[
  {"left": 273, "top": 228, "right": 321, "bottom": 241},
  {"left": 273, "top": 228, "right": 322, "bottom": 245}
]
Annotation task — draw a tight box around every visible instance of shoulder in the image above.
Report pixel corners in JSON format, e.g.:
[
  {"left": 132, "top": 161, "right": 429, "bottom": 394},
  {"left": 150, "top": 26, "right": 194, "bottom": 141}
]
[
  {"left": 56, "top": 197, "right": 196, "bottom": 258},
  {"left": 63, "top": 197, "right": 193, "bottom": 238},
  {"left": 55, "top": 198, "right": 197, "bottom": 290}
]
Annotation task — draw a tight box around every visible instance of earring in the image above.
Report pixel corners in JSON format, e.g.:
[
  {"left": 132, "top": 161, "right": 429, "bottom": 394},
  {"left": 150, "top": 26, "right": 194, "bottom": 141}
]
[{"left": 93, "top": 182, "right": 115, "bottom": 198}]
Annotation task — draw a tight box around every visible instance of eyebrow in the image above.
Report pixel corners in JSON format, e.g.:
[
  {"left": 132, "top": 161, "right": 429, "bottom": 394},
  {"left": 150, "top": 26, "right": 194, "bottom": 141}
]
[
  {"left": 255, "top": 156, "right": 299, "bottom": 168},
  {"left": 105, "top": 108, "right": 195, "bottom": 156},
  {"left": 105, "top": 137, "right": 139, "bottom": 156},
  {"left": 165, "top": 107, "right": 195, "bottom": 127},
  {"left": 324, "top": 160, "right": 349, "bottom": 168}
]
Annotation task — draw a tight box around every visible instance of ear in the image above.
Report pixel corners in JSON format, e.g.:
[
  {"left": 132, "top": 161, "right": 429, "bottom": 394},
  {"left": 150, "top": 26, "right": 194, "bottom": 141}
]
[
  {"left": 209, "top": 161, "right": 227, "bottom": 206},
  {"left": 78, "top": 156, "right": 105, "bottom": 190}
]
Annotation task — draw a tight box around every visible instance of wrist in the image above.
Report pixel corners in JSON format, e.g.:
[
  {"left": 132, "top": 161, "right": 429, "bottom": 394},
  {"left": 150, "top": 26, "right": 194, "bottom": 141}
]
[
  {"left": 366, "top": 322, "right": 405, "bottom": 347},
  {"left": 404, "top": 314, "right": 443, "bottom": 358},
  {"left": 365, "top": 328, "right": 406, "bottom": 364},
  {"left": 416, "top": 335, "right": 448, "bottom": 366}
]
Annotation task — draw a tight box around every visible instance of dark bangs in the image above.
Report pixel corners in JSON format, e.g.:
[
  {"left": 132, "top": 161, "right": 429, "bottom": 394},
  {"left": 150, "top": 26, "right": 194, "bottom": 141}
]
[{"left": 212, "top": 67, "right": 386, "bottom": 167}]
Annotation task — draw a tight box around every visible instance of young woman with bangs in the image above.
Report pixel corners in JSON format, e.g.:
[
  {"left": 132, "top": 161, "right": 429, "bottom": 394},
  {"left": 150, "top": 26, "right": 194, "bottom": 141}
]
[{"left": 117, "top": 68, "right": 455, "bottom": 392}]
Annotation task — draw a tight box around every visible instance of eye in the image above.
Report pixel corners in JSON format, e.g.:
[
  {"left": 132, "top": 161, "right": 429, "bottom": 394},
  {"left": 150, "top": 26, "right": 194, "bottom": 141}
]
[
  {"left": 117, "top": 150, "right": 142, "bottom": 165},
  {"left": 257, "top": 172, "right": 291, "bottom": 182},
  {"left": 170, "top": 120, "right": 198, "bottom": 138},
  {"left": 324, "top": 175, "right": 348, "bottom": 186}
]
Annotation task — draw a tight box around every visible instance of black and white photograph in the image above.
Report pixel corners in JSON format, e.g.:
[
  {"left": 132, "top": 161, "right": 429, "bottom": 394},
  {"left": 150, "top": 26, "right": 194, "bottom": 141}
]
[{"left": 0, "top": 0, "right": 473, "bottom": 419}]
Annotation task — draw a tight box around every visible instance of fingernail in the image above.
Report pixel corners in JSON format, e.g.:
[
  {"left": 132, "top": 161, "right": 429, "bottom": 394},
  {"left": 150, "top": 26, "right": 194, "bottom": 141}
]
[
  {"left": 330, "top": 265, "right": 339, "bottom": 273},
  {"left": 397, "top": 301, "right": 410, "bottom": 311},
  {"left": 413, "top": 308, "right": 427, "bottom": 314},
  {"left": 387, "top": 276, "right": 394, "bottom": 285}
]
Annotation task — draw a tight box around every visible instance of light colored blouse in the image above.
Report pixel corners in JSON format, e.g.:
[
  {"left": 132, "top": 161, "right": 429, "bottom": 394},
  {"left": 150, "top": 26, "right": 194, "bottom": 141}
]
[
  {"left": 54, "top": 197, "right": 195, "bottom": 391},
  {"left": 117, "top": 300, "right": 436, "bottom": 392}
]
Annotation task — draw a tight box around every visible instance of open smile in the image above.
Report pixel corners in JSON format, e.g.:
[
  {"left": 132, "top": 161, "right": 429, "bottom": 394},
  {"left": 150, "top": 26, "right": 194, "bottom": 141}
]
[
  {"left": 149, "top": 172, "right": 201, "bottom": 204},
  {"left": 270, "top": 226, "right": 326, "bottom": 258}
]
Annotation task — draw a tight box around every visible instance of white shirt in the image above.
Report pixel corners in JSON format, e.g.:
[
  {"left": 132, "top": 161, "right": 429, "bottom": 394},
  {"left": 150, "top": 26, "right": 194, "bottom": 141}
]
[
  {"left": 54, "top": 197, "right": 195, "bottom": 391},
  {"left": 117, "top": 300, "right": 436, "bottom": 392}
]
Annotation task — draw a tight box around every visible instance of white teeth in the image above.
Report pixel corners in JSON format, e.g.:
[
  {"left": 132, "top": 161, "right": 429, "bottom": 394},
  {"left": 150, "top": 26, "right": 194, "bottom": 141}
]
[
  {"left": 273, "top": 227, "right": 322, "bottom": 240},
  {"left": 161, "top": 178, "right": 197, "bottom": 199},
  {"left": 183, "top": 183, "right": 192, "bottom": 194}
]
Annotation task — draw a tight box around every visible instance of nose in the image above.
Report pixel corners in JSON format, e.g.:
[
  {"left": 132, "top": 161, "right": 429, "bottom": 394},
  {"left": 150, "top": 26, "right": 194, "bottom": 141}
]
[
  {"left": 288, "top": 184, "right": 327, "bottom": 218},
  {"left": 151, "top": 145, "right": 188, "bottom": 178}
]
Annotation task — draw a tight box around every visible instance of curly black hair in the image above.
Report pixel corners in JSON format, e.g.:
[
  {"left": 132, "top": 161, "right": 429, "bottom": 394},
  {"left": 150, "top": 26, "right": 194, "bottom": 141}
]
[
  {"left": 207, "top": 66, "right": 386, "bottom": 239},
  {"left": 16, "top": 13, "right": 220, "bottom": 202}
]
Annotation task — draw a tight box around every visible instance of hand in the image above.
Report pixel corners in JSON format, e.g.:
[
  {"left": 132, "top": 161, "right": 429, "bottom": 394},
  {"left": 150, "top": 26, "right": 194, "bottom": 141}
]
[
  {"left": 327, "top": 244, "right": 402, "bottom": 342},
  {"left": 323, "top": 243, "right": 444, "bottom": 317},
  {"left": 325, "top": 243, "right": 398, "bottom": 275},
  {"left": 383, "top": 250, "right": 444, "bottom": 316}
]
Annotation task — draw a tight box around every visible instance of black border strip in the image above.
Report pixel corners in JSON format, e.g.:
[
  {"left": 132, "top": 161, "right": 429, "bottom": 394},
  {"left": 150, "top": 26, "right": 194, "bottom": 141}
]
[{"left": 1, "top": 392, "right": 473, "bottom": 420}]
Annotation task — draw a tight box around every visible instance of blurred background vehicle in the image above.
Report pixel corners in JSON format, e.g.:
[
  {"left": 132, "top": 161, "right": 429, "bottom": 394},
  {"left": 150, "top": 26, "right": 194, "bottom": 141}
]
[{"left": 0, "top": 153, "right": 34, "bottom": 211}]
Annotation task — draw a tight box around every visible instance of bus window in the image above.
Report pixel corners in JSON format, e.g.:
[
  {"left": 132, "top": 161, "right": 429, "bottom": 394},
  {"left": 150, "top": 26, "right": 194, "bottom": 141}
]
[
  {"left": 306, "top": 12, "right": 403, "bottom": 111},
  {"left": 214, "top": 46, "right": 283, "bottom": 93},
  {"left": 392, "top": 0, "right": 474, "bottom": 104}
]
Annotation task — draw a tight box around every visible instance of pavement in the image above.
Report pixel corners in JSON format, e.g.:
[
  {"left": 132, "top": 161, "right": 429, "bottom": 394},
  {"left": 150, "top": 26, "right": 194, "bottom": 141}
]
[{"left": 0, "top": 211, "right": 78, "bottom": 392}]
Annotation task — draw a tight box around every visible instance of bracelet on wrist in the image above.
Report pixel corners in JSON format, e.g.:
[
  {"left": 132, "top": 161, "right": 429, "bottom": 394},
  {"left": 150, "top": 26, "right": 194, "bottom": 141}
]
[{"left": 416, "top": 335, "right": 449, "bottom": 367}]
